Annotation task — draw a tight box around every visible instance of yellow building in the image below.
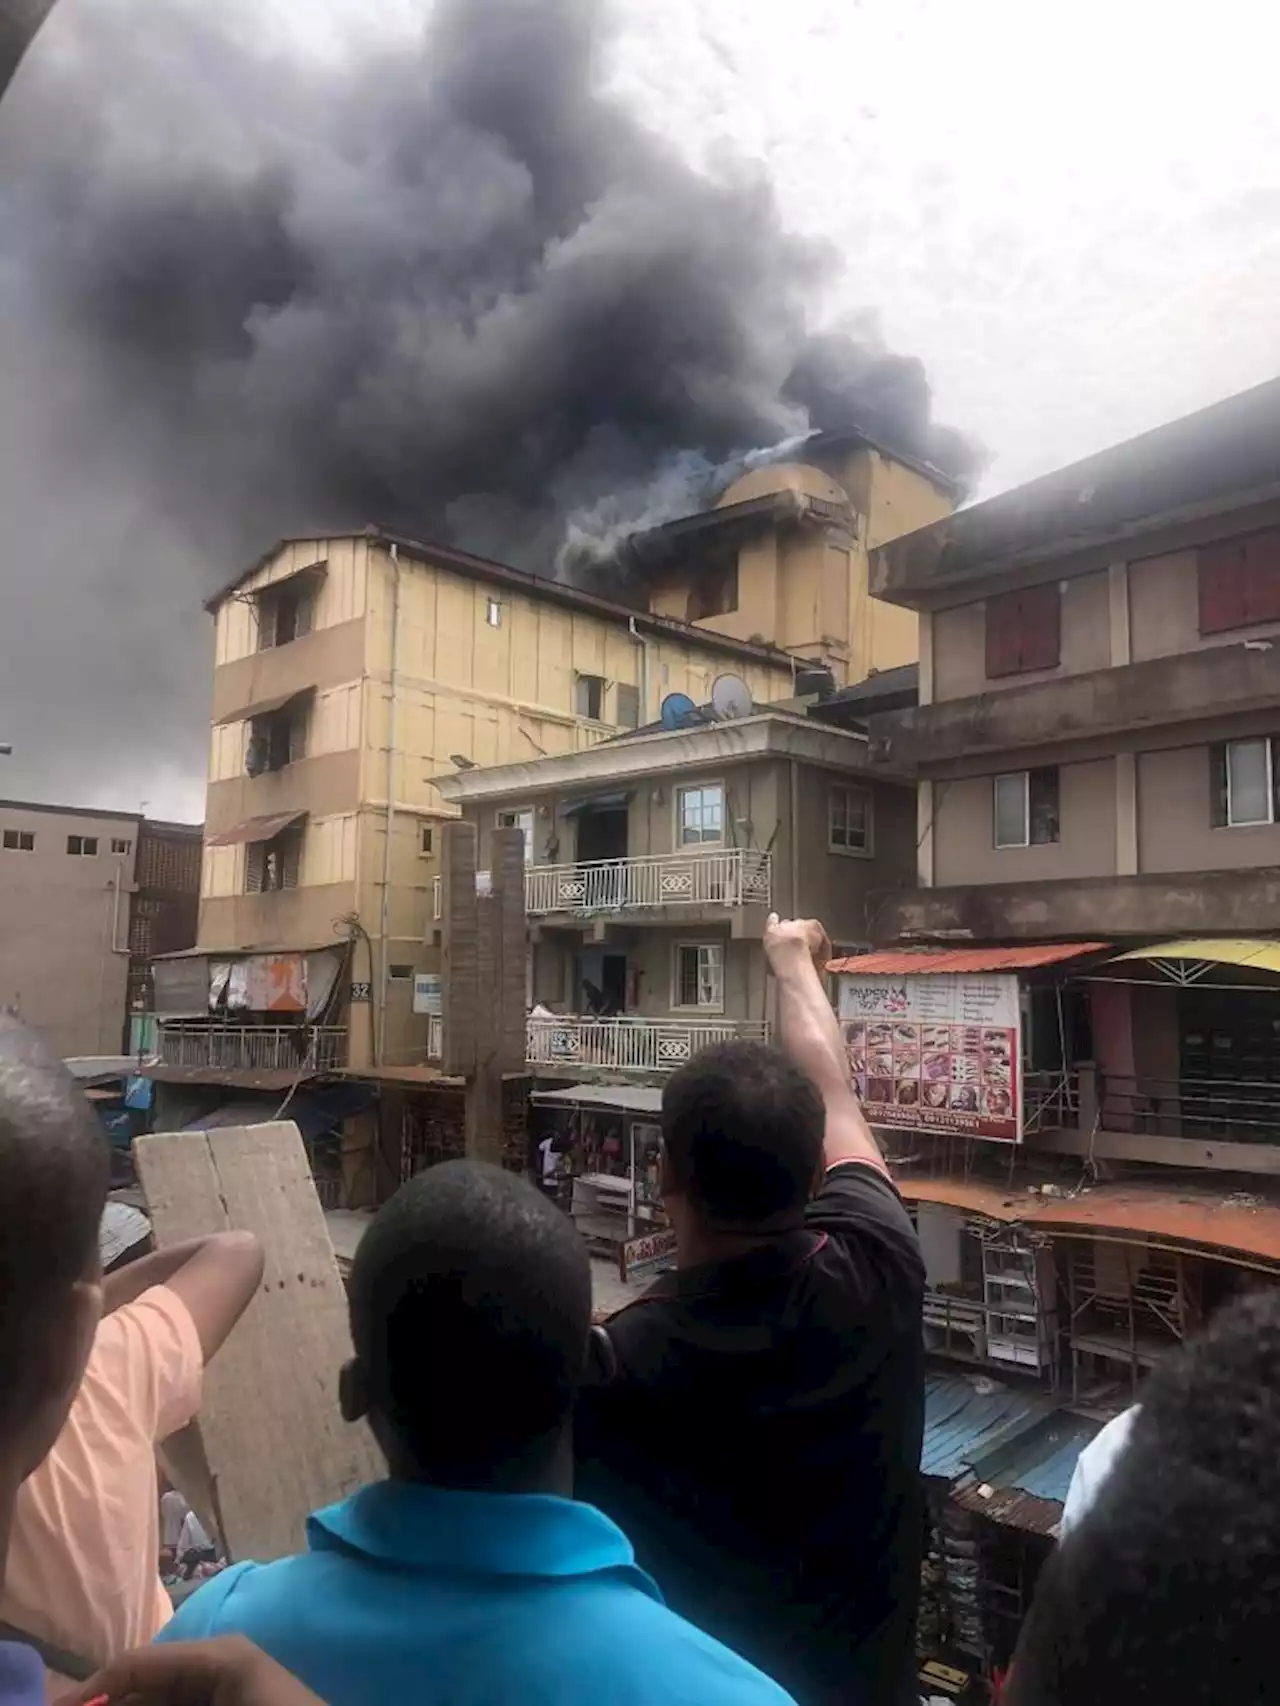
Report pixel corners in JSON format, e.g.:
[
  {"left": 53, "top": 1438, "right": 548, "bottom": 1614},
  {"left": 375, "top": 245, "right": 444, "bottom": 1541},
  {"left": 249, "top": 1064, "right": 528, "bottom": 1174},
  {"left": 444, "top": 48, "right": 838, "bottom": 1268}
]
[
  {"left": 177, "top": 528, "right": 797, "bottom": 1075},
  {"left": 634, "top": 430, "right": 956, "bottom": 687}
]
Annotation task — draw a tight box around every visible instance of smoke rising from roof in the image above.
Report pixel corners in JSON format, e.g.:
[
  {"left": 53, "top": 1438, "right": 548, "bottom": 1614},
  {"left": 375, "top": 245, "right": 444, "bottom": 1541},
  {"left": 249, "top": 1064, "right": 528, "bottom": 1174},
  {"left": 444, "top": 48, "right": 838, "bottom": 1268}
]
[{"left": 0, "top": 0, "right": 975, "bottom": 811}]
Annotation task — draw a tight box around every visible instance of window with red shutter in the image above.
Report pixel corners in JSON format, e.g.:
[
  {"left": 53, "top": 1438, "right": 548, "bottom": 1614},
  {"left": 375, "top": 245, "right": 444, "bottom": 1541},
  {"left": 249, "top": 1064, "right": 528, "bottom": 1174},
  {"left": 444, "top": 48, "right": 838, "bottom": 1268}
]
[
  {"left": 1197, "top": 531, "right": 1280, "bottom": 633},
  {"left": 984, "top": 583, "right": 1061, "bottom": 678},
  {"left": 1244, "top": 529, "right": 1280, "bottom": 626}
]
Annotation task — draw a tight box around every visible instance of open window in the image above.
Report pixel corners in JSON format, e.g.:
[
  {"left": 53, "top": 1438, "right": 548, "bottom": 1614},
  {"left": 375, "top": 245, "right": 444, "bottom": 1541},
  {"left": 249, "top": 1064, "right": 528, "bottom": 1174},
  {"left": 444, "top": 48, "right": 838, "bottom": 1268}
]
[
  {"left": 257, "top": 564, "right": 324, "bottom": 651},
  {"left": 993, "top": 767, "right": 1060, "bottom": 848},
  {"left": 576, "top": 674, "right": 605, "bottom": 721},
  {"left": 245, "top": 698, "right": 309, "bottom": 776},
  {"left": 245, "top": 825, "right": 304, "bottom": 893}
]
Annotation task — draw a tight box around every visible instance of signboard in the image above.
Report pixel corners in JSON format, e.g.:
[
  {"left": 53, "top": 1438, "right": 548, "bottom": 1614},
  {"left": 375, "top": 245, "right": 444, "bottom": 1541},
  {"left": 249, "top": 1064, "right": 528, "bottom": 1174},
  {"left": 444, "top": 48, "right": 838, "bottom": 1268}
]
[
  {"left": 837, "top": 972, "right": 1022, "bottom": 1143},
  {"left": 413, "top": 973, "right": 442, "bottom": 1016},
  {"left": 619, "top": 1226, "right": 677, "bottom": 1284}
]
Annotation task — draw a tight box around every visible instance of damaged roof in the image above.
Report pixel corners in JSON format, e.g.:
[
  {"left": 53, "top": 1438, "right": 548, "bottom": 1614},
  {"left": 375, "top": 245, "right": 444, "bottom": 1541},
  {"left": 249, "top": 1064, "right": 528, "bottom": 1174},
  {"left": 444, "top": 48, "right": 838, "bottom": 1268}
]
[{"left": 870, "top": 376, "right": 1280, "bottom": 609}]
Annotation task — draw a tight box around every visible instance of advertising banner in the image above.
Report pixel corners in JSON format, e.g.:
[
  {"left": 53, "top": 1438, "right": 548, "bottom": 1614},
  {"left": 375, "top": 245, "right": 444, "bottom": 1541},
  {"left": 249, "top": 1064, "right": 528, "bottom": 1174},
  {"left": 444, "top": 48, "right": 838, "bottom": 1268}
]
[{"left": 837, "top": 972, "right": 1022, "bottom": 1143}]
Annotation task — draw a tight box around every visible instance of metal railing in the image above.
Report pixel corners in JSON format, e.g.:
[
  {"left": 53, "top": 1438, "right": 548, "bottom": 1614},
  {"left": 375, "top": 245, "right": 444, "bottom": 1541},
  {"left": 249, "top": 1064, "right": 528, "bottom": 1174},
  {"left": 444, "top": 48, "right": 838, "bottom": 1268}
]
[
  {"left": 525, "top": 848, "right": 772, "bottom": 916},
  {"left": 1098, "top": 1072, "right": 1280, "bottom": 1143},
  {"left": 157, "top": 1021, "right": 348, "bottom": 1072},
  {"left": 1023, "top": 1070, "right": 1080, "bottom": 1133},
  {"left": 527, "top": 1014, "right": 770, "bottom": 1073}
]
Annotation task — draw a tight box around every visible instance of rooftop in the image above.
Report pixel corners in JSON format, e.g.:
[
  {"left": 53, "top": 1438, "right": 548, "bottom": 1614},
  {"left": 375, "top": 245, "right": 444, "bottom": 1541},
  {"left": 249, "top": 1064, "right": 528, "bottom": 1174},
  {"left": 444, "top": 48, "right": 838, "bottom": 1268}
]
[
  {"left": 207, "top": 526, "right": 803, "bottom": 673},
  {"left": 0, "top": 797, "right": 201, "bottom": 831},
  {"left": 870, "top": 376, "right": 1280, "bottom": 609}
]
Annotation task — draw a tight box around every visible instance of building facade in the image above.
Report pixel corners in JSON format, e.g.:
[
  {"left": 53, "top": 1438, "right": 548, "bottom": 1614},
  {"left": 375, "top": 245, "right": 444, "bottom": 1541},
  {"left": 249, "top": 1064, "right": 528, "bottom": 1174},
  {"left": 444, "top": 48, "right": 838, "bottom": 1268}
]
[
  {"left": 436, "top": 709, "right": 916, "bottom": 1077},
  {"left": 0, "top": 800, "right": 201, "bottom": 1057}
]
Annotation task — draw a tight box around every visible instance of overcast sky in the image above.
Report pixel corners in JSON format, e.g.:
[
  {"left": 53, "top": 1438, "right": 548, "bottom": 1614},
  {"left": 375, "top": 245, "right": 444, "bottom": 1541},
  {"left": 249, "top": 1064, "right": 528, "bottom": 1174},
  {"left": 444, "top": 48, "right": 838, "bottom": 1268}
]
[{"left": 9, "top": 0, "right": 1280, "bottom": 819}]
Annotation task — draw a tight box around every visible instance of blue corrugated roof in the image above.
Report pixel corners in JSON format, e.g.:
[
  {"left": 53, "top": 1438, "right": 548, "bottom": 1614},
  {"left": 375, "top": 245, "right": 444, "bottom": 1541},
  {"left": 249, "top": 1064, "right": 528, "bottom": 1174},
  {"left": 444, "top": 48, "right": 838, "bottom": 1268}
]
[
  {"left": 968, "top": 1409, "right": 1103, "bottom": 1507},
  {"left": 921, "top": 1372, "right": 1052, "bottom": 1482}
]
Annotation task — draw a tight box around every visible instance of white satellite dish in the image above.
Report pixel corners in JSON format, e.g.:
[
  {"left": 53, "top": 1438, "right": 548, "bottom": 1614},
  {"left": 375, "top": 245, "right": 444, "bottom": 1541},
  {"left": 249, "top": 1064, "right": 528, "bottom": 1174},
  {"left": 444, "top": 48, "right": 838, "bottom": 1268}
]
[{"left": 710, "top": 674, "right": 754, "bottom": 721}]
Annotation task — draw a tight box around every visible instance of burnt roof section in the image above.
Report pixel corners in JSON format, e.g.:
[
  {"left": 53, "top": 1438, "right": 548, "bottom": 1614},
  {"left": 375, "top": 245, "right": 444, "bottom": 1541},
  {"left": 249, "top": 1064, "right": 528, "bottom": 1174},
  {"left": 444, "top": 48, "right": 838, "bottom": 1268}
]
[
  {"left": 205, "top": 526, "right": 801, "bottom": 671},
  {"left": 617, "top": 489, "right": 818, "bottom": 574},
  {"left": 870, "top": 376, "right": 1280, "bottom": 609},
  {"left": 804, "top": 426, "right": 961, "bottom": 497},
  {"left": 808, "top": 663, "right": 919, "bottom": 726}
]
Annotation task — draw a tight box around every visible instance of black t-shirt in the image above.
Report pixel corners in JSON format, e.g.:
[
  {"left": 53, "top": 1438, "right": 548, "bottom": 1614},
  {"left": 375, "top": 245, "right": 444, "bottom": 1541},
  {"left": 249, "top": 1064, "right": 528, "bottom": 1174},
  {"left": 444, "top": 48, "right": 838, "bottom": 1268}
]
[{"left": 575, "top": 1162, "right": 925, "bottom": 1706}]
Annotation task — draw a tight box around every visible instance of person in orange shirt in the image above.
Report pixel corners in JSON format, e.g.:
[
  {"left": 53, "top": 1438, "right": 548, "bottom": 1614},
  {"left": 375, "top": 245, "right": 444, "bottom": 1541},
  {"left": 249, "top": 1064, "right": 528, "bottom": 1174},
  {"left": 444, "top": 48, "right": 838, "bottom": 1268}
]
[{"left": 0, "top": 1223, "right": 263, "bottom": 1681}]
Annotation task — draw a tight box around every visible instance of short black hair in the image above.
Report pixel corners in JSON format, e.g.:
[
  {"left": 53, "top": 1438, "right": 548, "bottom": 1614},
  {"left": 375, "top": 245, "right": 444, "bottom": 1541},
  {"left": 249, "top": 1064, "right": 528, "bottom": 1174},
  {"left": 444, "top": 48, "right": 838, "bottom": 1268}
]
[
  {"left": 0, "top": 1014, "right": 109, "bottom": 1425},
  {"left": 347, "top": 1159, "right": 592, "bottom": 1487},
  {"left": 661, "top": 1040, "right": 824, "bottom": 1224},
  {"left": 1010, "top": 1286, "right": 1280, "bottom": 1706}
]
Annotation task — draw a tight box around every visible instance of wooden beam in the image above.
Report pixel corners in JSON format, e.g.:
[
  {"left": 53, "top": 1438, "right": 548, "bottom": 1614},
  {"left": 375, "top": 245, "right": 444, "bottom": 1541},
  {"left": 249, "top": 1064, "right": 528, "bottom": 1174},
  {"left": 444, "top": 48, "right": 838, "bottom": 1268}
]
[{"left": 135, "top": 1122, "right": 382, "bottom": 1564}]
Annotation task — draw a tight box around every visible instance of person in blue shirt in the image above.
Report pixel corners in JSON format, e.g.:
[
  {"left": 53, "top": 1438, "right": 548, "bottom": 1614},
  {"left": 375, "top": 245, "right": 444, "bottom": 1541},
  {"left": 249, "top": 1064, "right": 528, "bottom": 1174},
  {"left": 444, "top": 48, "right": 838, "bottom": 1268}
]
[
  {"left": 159, "top": 1159, "right": 796, "bottom": 1706},
  {"left": 0, "top": 1016, "right": 110, "bottom": 1705}
]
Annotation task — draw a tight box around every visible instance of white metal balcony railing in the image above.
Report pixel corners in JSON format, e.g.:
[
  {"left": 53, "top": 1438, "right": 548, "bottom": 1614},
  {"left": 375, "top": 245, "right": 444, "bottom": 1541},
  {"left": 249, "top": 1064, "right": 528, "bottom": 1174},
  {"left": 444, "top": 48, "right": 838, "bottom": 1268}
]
[
  {"left": 433, "top": 850, "right": 771, "bottom": 923},
  {"left": 157, "top": 1021, "right": 348, "bottom": 1072},
  {"left": 528, "top": 848, "right": 772, "bottom": 915},
  {"left": 526, "top": 1014, "right": 770, "bottom": 1073}
]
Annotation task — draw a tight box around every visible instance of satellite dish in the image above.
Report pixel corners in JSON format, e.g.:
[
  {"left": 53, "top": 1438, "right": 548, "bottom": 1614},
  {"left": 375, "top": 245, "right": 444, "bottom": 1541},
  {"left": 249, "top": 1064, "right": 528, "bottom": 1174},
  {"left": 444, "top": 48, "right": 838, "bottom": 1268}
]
[
  {"left": 660, "top": 692, "right": 697, "bottom": 730},
  {"left": 710, "top": 674, "right": 753, "bottom": 721}
]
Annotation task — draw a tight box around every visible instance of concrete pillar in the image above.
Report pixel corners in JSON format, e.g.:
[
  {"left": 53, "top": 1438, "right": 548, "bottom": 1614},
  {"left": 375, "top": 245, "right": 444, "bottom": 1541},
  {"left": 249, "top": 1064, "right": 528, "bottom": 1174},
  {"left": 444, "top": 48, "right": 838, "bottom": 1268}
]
[{"left": 917, "top": 779, "right": 935, "bottom": 888}]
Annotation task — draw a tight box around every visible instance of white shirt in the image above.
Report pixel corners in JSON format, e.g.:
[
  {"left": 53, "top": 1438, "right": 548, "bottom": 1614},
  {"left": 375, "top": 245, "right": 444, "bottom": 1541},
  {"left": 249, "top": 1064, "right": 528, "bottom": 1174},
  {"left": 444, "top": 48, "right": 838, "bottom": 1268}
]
[
  {"left": 177, "top": 1509, "right": 212, "bottom": 1556},
  {"left": 159, "top": 1489, "right": 188, "bottom": 1551},
  {"left": 1060, "top": 1405, "right": 1139, "bottom": 1536},
  {"left": 539, "top": 1137, "right": 559, "bottom": 1182}
]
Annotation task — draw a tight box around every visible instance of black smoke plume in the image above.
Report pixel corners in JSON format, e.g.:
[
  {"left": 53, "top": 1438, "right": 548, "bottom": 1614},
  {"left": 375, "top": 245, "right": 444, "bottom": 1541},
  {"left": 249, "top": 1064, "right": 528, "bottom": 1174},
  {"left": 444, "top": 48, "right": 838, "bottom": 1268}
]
[{"left": 0, "top": 0, "right": 976, "bottom": 809}]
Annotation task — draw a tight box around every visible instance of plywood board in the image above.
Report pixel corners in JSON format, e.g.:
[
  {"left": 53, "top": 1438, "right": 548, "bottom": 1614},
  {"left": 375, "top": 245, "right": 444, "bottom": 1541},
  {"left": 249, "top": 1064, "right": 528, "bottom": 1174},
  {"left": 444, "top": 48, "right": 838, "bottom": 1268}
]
[{"left": 135, "top": 1122, "right": 382, "bottom": 1564}]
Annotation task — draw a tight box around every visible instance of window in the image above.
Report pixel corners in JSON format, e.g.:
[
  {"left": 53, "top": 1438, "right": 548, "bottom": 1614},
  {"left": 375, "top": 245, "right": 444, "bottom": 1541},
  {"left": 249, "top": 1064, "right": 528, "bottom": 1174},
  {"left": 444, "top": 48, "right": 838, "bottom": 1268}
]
[
  {"left": 1198, "top": 530, "right": 1280, "bottom": 635},
  {"left": 688, "top": 558, "right": 739, "bottom": 622},
  {"left": 616, "top": 682, "right": 640, "bottom": 729},
  {"left": 110, "top": 838, "right": 132, "bottom": 855},
  {"left": 66, "top": 835, "right": 98, "bottom": 856},
  {"left": 677, "top": 783, "right": 724, "bottom": 846},
  {"left": 486, "top": 598, "right": 502, "bottom": 628},
  {"left": 259, "top": 579, "right": 314, "bottom": 650},
  {"left": 497, "top": 807, "right": 535, "bottom": 865},
  {"left": 246, "top": 702, "right": 307, "bottom": 775},
  {"left": 993, "top": 768, "right": 1060, "bottom": 848},
  {"left": 389, "top": 963, "right": 414, "bottom": 981},
  {"left": 1211, "top": 738, "right": 1279, "bottom": 827},
  {"left": 2, "top": 830, "right": 33, "bottom": 852},
  {"left": 576, "top": 674, "right": 605, "bottom": 721},
  {"left": 828, "top": 785, "right": 873, "bottom": 855},
  {"left": 985, "top": 583, "right": 1062, "bottom": 678},
  {"left": 419, "top": 824, "right": 435, "bottom": 857},
  {"left": 245, "top": 827, "right": 303, "bottom": 893},
  {"left": 673, "top": 943, "right": 723, "bottom": 1010}
]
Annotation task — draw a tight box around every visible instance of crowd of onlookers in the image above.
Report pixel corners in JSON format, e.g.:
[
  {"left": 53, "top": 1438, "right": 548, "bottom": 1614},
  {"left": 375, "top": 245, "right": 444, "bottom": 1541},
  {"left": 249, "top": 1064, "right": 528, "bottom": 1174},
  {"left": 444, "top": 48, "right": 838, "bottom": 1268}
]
[{"left": 0, "top": 917, "right": 1274, "bottom": 1706}]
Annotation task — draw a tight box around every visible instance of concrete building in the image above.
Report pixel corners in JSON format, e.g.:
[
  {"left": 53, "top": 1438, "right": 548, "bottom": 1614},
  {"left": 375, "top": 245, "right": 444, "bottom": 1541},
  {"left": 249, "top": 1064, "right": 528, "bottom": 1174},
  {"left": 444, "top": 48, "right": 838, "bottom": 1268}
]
[
  {"left": 0, "top": 800, "right": 202, "bottom": 1056},
  {"left": 435, "top": 705, "right": 916, "bottom": 1076},
  {"left": 165, "top": 435, "right": 953, "bottom": 1091}
]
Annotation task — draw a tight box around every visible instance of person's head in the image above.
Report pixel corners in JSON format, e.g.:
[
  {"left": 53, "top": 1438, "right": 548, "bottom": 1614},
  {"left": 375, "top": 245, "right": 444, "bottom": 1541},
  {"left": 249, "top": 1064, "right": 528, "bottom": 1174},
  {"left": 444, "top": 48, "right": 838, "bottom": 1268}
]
[
  {"left": 341, "top": 1159, "right": 592, "bottom": 1493},
  {"left": 660, "top": 1040, "right": 825, "bottom": 1236},
  {"left": 0, "top": 1014, "right": 109, "bottom": 1489},
  {"left": 1009, "top": 1286, "right": 1280, "bottom": 1706}
]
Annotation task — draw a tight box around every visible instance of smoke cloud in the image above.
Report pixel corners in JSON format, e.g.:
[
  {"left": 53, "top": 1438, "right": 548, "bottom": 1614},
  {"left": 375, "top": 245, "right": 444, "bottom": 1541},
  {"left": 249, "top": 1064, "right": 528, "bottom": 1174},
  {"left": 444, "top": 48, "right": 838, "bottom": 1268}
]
[{"left": 0, "top": 0, "right": 976, "bottom": 812}]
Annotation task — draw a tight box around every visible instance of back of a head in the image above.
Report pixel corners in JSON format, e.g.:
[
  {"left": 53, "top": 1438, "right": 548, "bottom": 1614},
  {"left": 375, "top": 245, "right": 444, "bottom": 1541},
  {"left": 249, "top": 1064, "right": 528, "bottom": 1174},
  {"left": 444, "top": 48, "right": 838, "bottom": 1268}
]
[
  {"left": 347, "top": 1159, "right": 592, "bottom": 1488},
  {"left": 0, "top": 1014, "right": 109, "bottom": 1436},
  {"left": 662, "top": 1040, "right": 824, "bottom": 1225},
  {"left": 1011, "top": 1287, "right": 1280, "bottom": 1706}
]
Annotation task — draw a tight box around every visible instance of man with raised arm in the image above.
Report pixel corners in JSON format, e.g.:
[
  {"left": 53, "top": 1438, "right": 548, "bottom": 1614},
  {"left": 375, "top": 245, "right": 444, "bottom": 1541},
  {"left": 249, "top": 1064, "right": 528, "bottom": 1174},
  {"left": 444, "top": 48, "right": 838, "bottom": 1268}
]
[{"left": 576, "top": 915, "right": 926, "bottom": 1706}]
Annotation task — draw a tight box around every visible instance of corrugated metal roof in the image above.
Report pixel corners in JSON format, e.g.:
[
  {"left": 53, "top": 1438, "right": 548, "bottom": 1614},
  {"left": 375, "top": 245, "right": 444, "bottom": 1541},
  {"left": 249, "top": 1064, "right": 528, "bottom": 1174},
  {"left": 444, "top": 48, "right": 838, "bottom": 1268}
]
[
  {"left": 899, "top": 1174, "right": 1280, "bottom": 1265},
  {"left": 532, "top": 1083, "right": 664, "bottom": 1114},
  {"left": 828, "top": 943, "right": 1109, "bottom": 975},
  {"left": 921, "top": 1373, "right": 1051, "bottom": 1482},
  {"left": 953, "top": 1409, "right": 1104, "bottom": 1535},
  {"left": 207, "top": 810, "right": 307, "bottom": 848},
  {"left": 100, "top": 1201, "right": 150, "bottom": 1270}
]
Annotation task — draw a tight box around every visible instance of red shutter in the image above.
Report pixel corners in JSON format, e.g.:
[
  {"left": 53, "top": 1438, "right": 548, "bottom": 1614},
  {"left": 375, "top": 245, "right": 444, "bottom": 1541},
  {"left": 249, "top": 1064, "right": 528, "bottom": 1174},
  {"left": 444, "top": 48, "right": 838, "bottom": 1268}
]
[
  {"left": 1017, "top": 581, "right": 1062, "bottom": 672},
  {"left": 1199, "top": 538, "right": 1249, "bottom": 633},
  {"left": 985, "top": 591, "right": 1023, "bottom": 678},
  {"left": 1244, "top": 528, "right": 1280, "bottom": 626}
]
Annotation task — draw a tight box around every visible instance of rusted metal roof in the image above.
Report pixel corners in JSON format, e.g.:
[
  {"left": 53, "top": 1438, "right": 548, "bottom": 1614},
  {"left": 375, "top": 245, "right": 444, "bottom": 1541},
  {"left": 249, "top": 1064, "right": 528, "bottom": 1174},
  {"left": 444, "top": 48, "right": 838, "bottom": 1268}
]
[
  {"left": 900, "top": 1174, "right": 1280, "bottom": 1265},
  {"left": 142, "top": 1065, "right": 323, "bottom": 1091},
  {"left": 207, "top": 810, "right": 307, "bottom": 848},
  {"left": 828, "top": 943, "right": 1109, "bottom": 975},
  {"left": 213, "top": 686, "right": 314, "bottom": 729}
]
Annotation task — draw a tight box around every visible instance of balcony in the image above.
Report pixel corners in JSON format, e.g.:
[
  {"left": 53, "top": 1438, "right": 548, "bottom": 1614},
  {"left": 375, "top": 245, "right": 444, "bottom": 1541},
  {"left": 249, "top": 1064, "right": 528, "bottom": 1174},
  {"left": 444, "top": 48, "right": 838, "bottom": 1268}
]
[
  {"left": 157, "top": 1021, "right": 348, "bottom": 1073},
  {"left": 528, "top": 1014, "right": 771, "bottom": 1074},
  {"left": 526, "top": 849, "right": 772, "bottom": 917}
]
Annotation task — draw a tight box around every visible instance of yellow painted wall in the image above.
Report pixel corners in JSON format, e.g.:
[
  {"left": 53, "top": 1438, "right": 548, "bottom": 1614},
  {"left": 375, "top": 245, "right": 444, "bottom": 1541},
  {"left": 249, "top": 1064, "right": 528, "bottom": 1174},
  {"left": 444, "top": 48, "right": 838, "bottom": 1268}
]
[
  {"left": 213, "top": 536, "right": 371, "bottom": 666},
  {"left": 208, "top": 680, "right": 363, "bottom": 783}
]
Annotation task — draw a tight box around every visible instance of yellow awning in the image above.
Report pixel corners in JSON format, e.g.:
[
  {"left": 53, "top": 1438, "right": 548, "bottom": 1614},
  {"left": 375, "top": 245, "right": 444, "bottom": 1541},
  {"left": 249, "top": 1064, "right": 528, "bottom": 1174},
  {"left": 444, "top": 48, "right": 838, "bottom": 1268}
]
[{"left": 1110, "top": 938, "right": 1280, "bottom": 974}]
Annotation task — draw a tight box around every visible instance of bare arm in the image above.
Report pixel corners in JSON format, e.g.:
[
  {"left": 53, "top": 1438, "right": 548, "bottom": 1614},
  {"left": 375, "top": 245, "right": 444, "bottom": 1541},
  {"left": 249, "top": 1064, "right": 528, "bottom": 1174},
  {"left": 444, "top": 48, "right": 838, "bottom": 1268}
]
[
  {"left": 764, "top": 913, "right": 887, "bottom": 1174},
  {"left": 105, "top": 1232, "right": 264, "bottom": 1362}
]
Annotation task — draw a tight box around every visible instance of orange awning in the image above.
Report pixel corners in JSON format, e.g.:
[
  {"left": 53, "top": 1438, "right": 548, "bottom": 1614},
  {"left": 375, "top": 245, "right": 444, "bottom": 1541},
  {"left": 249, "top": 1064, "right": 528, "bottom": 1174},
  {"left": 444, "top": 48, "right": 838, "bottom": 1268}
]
[
  {"left": 900, "top": 1175, "right": 1280, "bottom": 1266},
  {"left": 207, "top": 810, "right": 306, "bottom": 848},
  {"left": 827, "top": 943, "right": 1109, "bottom": 975}
]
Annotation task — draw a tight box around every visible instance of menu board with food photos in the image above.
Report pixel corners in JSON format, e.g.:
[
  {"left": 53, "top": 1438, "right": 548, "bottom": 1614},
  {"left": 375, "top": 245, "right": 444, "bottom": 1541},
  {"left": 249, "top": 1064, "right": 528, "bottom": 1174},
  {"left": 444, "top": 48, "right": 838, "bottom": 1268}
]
[{"left": 837, "top": 972, "right": 1022, "bottom": 1143}]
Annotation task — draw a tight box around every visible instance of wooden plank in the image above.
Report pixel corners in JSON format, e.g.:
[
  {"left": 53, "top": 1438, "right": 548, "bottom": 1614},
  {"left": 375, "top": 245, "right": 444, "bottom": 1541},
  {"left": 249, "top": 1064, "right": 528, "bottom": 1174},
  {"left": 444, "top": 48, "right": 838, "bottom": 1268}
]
[{"left": 135, "top": 1122, "right": 382, "bottom": 1565}]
